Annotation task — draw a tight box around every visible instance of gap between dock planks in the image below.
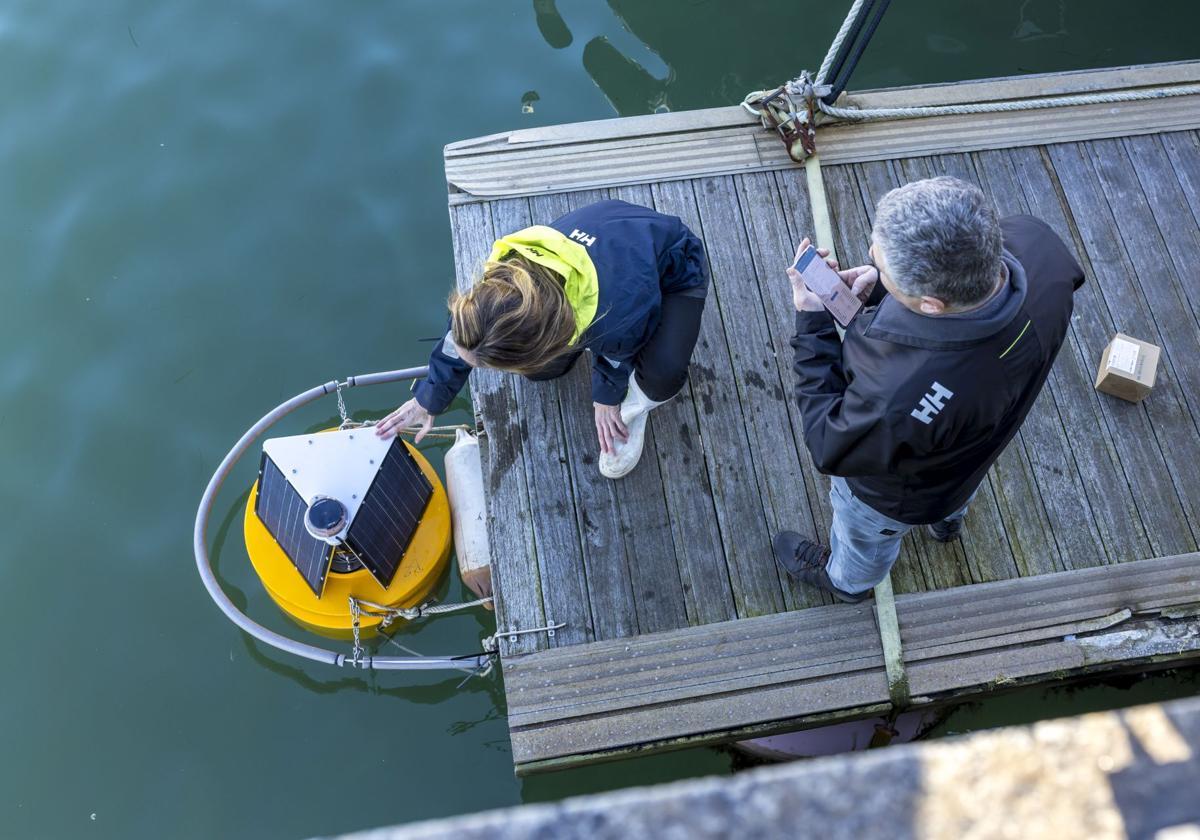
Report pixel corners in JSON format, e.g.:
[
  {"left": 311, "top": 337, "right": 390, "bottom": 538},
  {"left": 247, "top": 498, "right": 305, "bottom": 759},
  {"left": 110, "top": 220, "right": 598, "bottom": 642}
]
[{"left": 503, "top": 552, "right": 1200, "bottom": 773}]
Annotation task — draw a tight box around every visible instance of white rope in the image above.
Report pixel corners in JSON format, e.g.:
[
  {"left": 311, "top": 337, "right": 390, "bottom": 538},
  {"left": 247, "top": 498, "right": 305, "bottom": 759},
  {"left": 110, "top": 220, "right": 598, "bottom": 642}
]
[
  {"left": 351, "top": 595, "right": 494, "bottom": 627},
  {"left": 338, "top": 419, "right": 476, "bottom": 441},
  {"left": 819, "top": 82, "right": 1200, "bottom": 122},
  {"left": 816, "top": 0, "right": 868, "bottom": 86}
]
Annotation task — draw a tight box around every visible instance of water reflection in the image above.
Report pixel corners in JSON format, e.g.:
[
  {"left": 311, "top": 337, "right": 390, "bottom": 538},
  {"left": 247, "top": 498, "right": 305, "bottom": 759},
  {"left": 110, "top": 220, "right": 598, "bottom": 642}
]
[
  {"left": 1013, "top": 0, "right": 1068, "bottom": 42},
  {"left": 535, "top": 0, "right": 573, "bottom": 49},
  {"left": 532, "top": 0, "right": 751, "bottom": 115}
]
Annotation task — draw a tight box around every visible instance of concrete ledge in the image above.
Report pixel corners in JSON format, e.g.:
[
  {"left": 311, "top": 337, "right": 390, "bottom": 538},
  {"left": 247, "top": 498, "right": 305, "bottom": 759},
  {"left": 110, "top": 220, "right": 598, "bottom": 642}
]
[{"left": 337, "top": 696, "right": 1200, "bottom": 840}]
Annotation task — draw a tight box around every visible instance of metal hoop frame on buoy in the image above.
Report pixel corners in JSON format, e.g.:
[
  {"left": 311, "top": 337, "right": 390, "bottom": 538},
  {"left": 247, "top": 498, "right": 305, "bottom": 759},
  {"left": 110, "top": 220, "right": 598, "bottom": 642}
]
[{"left": 192, "top": 366, "right": 492, "bottom": 671}]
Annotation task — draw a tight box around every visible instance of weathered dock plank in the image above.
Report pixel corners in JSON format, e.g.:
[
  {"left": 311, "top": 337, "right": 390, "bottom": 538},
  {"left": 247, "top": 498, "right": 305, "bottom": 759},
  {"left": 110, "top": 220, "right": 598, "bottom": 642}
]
[
  {"left": 619, "top": 195, "right": 739, "bottom": 628},
  {"left": 601, "top": 183, "right": 694, "bottom": 635},
  {"left": 971, "top": 148, "right": 1112, "bottom": 570},
  {"left": 527, "top": 191, "right": 641, "bottom": 643},
  {"left": 450, "top": 202, "right": 546, "bottom": 656},
  {"left": 652, "top": 179, "right": 788, "bottom": 619},
  {"left": 1046, "top": 141, "right": 1199, "bottom": 556},
  {"left": 1160, "top": 131, "right": 1200, "bottom": 230},
  {"left": 1124, "top": 134, "right": 1200, "bottom": 392},
  {"left": 1006, "top": 146, "right": 1158, "bottom": 563},
  {"left": 693, "top": 174, "right": 828, "bottom": 611},
  {"left": 504, "top": 553, "right": 1200, "bottom": 771},
  {"left": 733, "top": 171, "right": 826, "bottom": 548}
]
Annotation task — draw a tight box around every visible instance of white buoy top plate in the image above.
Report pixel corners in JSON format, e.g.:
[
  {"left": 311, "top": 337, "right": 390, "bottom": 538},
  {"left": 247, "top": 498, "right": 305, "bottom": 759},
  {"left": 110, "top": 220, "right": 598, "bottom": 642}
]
[{"left": 262, "top": 428, "right": 392, "bottom": 543}]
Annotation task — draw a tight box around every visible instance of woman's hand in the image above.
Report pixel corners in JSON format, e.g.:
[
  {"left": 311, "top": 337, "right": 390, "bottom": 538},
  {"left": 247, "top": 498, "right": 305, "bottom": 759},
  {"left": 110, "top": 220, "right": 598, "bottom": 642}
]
[
  {"left": 786, "top": 238, "right": 839, "bottom": 312},
  {"left": 594, "top": 402, "right": 629, "bottom": 455},
  {"left": 375, "top": 397, "right": 434, "bottom": 442}
]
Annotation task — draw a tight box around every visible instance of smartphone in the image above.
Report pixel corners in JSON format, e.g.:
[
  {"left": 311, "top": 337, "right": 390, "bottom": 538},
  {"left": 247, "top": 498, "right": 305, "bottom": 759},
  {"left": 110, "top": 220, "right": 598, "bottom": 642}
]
[{"left": 794, "top": 245, "right": 862, "bottom": 327}]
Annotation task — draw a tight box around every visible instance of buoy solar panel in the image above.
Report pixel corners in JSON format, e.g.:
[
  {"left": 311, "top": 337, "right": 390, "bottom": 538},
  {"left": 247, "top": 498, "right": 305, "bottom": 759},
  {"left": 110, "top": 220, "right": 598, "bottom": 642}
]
[
  {"left": 255, "top": 454, "right": 335, "bottom": 596},
  {"left": 243, "top": 427, "right": 451, "bottom": 639},
  {"left": 341, "top": 440, "right": 433, "bottom": 589}
]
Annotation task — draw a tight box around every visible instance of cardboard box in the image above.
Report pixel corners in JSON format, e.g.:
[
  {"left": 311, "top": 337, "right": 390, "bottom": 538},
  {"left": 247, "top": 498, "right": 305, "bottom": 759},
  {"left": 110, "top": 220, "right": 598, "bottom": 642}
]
[{"left": 1095, "top": 332, "right": 1160, "bottom": 402}]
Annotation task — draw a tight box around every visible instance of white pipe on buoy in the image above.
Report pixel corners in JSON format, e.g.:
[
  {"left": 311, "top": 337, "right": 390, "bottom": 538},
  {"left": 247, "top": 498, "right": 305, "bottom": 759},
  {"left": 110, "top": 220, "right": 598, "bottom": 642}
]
[{"left": 445, "top": 428, "right": 493, "bottom": 609}]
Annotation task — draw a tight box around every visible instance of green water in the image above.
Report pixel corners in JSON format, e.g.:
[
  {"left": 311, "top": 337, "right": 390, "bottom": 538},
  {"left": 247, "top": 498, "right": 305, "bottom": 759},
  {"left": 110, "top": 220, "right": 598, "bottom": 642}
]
[{"left": 2, "top": 2, "right": 1198, "bottom": 837}]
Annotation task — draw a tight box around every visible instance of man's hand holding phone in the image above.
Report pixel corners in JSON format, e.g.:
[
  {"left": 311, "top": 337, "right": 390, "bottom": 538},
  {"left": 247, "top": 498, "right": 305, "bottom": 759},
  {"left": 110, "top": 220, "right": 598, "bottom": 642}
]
[
  {"left": 786, "top": 238, "right": 834, "bottom": 313},
  {"left": 786, "top": 238, "right": 880, "bottom": 326}
]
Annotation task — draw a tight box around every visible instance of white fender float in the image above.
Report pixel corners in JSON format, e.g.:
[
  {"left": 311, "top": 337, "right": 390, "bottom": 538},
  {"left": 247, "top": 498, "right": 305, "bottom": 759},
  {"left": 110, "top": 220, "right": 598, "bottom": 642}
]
[{"left": 445, "top": 428, "right": 494, "bottom": 609}]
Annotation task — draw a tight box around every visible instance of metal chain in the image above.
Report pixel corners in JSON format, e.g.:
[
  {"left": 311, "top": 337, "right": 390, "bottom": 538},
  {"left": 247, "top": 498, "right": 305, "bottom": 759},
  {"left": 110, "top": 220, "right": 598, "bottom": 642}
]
[{"left": 349, "top": 597, "right": 366, "bottom": 667}]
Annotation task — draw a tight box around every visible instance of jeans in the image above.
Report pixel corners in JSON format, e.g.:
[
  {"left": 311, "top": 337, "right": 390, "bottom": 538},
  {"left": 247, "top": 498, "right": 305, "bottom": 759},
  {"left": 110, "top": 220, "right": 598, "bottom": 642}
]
[{"left": 826, "top": 476, "right": 977, "bottom": 594}]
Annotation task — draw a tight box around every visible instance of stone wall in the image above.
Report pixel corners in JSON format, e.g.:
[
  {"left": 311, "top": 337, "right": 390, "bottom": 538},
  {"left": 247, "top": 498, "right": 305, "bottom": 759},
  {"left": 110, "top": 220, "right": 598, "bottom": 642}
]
[{"left": 334, "top": 696, "right": 1200, "bottom": 840}]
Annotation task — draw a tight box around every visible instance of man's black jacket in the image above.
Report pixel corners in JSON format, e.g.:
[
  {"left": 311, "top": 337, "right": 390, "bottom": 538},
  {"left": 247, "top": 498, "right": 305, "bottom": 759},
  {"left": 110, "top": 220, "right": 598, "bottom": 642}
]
[{"left": 790, "top": 215, "right": 1085, "bottom": 525}]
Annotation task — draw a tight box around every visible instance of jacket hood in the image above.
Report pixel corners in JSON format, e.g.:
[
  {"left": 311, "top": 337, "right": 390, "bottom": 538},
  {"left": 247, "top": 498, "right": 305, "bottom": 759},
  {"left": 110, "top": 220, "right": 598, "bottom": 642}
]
[
  {"left": 488, "top": 225, "right": 599, "bottom": 343},
  {"left": 863, "top": 250, "right": 1028, "bottom": 350}
]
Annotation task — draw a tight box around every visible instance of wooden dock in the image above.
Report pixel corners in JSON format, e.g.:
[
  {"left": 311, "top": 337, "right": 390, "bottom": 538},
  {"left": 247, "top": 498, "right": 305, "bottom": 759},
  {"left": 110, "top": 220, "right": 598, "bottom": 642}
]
[{"left": 442, "top": 62, "right": 1200, "bottom": 774}]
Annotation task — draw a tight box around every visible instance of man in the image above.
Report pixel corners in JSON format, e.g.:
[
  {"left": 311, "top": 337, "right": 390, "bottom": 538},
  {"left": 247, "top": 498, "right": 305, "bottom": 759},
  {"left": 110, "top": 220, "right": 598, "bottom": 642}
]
[{"left": 774, "top": 176, "right": 1085, "bottom": 603}]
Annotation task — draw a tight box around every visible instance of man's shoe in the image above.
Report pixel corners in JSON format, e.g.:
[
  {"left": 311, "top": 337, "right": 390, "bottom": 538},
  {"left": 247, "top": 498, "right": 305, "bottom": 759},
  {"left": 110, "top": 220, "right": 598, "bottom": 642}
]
[
  {"left": 600, "top": 375, "right": 668, "bottom": 479},
  {"left": 926, "top": 518, "right": 963, "bottom": 543},
  {"left": 772, "top": 531, "right": 871, "bottom": 604}
]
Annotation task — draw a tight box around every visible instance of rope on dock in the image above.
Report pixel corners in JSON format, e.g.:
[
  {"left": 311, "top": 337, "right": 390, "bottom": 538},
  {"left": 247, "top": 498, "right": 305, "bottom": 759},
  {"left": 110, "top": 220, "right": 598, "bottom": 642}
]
[
  {"left": 872, "top": 574, "right": 910, "bottom": 709},
  {"left": 349, "top": 594, "right": 497, "bottom": 670},
  {"left": 350, "top": 594, "right": 494, "bottom": 629},
  {"left": 819, "top": 82, "right": 1200, "bottom": 122},
  {"left": 743, "top": 0, "right": 1200, "bottom": 152}
]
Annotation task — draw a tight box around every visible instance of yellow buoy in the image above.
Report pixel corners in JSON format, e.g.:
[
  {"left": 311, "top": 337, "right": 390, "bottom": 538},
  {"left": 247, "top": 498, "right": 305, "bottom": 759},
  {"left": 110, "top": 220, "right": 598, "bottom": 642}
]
[{"left": 243, "top": 436, "right": 451, "bottom": 640}]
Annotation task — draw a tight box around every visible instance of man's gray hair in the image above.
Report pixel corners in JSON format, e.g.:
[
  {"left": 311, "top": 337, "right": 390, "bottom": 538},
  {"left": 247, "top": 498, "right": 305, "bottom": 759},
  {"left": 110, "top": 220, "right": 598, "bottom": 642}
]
[{"left": 872, "top": 176, "right": 1002, "bottom": 307}]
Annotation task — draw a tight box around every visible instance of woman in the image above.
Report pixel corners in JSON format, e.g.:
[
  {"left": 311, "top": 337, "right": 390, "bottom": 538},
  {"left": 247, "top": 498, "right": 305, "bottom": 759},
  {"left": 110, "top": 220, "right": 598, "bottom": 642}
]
[{"left": 376, "top": 199, "right": 708, "bottom": 479}]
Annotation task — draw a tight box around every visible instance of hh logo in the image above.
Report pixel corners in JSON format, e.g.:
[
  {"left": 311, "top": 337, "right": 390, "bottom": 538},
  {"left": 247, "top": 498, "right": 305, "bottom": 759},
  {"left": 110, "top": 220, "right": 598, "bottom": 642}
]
[
  {"left": 570, "top": 228, "right": 597, "bottom": 248},
  {"left": 911, "top": 381, "right": 954, "bottom": 425}
]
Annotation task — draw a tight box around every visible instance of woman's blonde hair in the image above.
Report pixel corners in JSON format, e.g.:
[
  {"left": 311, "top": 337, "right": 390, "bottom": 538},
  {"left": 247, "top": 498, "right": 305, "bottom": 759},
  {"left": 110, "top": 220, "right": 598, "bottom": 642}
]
[{"left": 449, "top": 255, "right": 576, "bottom": 375}]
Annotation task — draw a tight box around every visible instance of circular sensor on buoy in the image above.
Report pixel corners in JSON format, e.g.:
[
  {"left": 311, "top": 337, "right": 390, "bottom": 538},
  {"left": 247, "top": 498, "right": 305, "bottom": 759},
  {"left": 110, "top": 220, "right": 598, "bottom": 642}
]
[{"left": 305, "top": 496, "right": 347, "bottom": 541}]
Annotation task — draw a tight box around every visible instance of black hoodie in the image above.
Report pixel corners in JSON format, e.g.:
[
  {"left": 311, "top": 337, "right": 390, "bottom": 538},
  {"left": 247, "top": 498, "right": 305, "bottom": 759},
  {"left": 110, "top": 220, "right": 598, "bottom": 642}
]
[{"left": 790, "top": 215, "right": 1085, "bottom": 525}]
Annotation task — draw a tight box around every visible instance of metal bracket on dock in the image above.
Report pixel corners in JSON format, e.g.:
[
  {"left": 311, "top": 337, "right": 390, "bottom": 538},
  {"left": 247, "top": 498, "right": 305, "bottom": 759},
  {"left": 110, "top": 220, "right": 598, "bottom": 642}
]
[{"left": 505, "top": 621, "right": 566, "bottom": 644}]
